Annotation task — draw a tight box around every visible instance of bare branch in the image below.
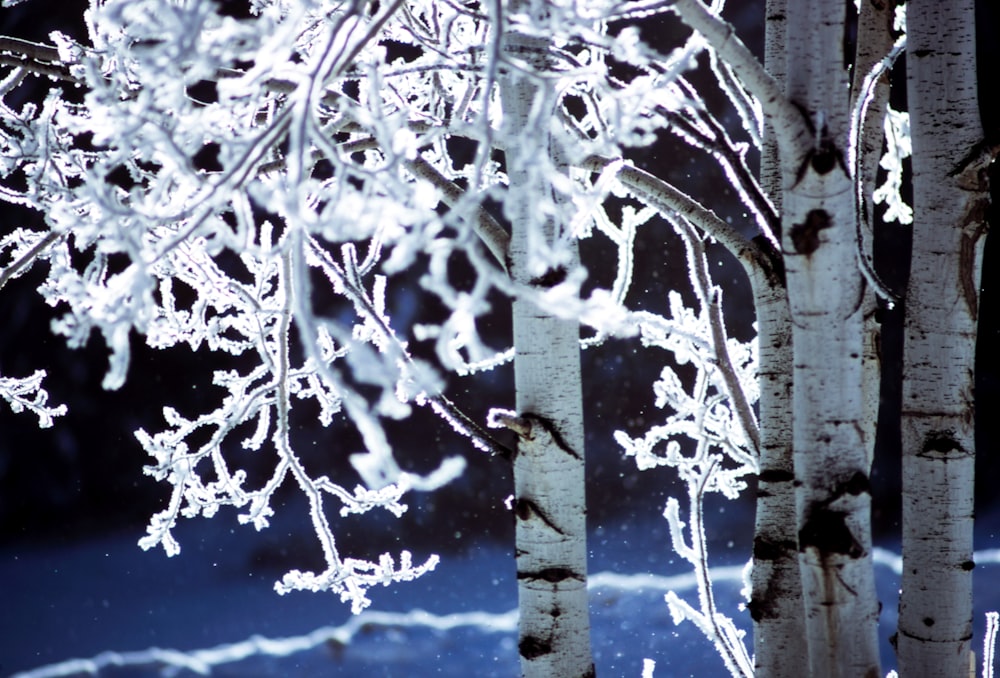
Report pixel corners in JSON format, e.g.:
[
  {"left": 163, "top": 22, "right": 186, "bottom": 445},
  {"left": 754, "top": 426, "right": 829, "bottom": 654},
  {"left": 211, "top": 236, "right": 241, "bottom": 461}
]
[
  {"left": 580, "top": 155, "right": 783, "bottom": 288},
  {"left": 670, "top": 0, "right": 805, "bottom": 141},
  {"left": 663, "top": 79, "right": 779, "bottom": 245},
  {"left": 674, "top": 218, "right": 760, "bottom": 458},
  {"left": 405, "top": 155, "right": 510, "bottom": 272},
  {"left": 0, "top": 231, "right": 63, "bottom": 293}
]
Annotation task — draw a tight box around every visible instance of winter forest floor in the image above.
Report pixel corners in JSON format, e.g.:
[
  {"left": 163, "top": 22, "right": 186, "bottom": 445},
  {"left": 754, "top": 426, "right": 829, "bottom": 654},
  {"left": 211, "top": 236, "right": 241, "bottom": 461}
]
[{"left": 4, "top": 502, "right": 1000, "bottom": 678}]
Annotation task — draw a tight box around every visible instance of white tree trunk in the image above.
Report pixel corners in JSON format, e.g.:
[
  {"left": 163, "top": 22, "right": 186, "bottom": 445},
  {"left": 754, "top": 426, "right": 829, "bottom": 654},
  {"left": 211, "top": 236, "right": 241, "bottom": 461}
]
[
  {"left": 760, "top": 0, "right": 786, "bottom": 214},
  {"left": 749, "top": 3, "right": 807, "bottom": 674},
  {"left": 749, "top": 277, "right": 804, "bottom": 678},
  {"left": 499, "top": 24, "right": 595, "bottom": 678},
  {"left": 782, "top": 1, "right": 881, "bottom": 675},
  {"left": 897, "top": 2, "right": 987, "bottom": 675}
]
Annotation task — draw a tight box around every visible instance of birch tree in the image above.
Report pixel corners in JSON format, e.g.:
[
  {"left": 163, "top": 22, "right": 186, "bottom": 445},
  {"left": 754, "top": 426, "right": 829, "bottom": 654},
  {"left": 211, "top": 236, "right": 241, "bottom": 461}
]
[
  {"left": 494, "top": 1, "right": 593, "bottom": 673},
  {"left": 898, "top": 1, "right": 988, "bottom": 675},
  {"left": 0, "top": 0, "right": 995, "bottom": 677},
  {"left": 777, "top": 0, "right": 879, "bottom": 672}
]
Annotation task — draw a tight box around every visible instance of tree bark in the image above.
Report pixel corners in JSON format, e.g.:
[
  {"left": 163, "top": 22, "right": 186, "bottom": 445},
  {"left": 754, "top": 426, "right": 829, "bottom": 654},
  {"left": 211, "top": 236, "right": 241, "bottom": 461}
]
[
  {"left": 748, "top": 275, "right": 803, "bottom": 678},
  {"left": 781, "top": 1, "right": 881, "bottom": 675},
  {"left": 749, "top": 3, "right": 807, "bottom": 674},
  {"left": 760, "top": 0, "right": 786, "bottom": 214},
  {"left": 499, "top": 20, "right": 595, "bottom": 678},
  {"left": 897, "top": 1, "right": 987, "bottom": 675}
]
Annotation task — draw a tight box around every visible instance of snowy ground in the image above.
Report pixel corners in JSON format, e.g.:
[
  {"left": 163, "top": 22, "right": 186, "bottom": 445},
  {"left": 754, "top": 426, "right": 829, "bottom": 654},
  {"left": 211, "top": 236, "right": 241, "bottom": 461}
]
[{"left": 4, "top": 506, "right": 1000, "bottom": 678}]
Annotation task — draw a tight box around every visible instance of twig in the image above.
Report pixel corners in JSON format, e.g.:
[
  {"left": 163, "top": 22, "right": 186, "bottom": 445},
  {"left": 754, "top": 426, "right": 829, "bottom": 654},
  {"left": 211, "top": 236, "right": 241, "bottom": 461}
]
[
  {"left": 580, "top": 155, "right": 782, "bottom": 288},
  {"left": 0, "top": 231, "right": 64, "bottom": 293},
  {"left": 670, "top": 0, "right": 804, "bottom": 141},
  {"left": 662, "top": 88, "right": 779, "bottom": 247},
  {"left": 405, "top": 154, "right": 510, "bottom": 271},
  {"left": 673, "top": 217, "right": 760, "bottom": 459}
]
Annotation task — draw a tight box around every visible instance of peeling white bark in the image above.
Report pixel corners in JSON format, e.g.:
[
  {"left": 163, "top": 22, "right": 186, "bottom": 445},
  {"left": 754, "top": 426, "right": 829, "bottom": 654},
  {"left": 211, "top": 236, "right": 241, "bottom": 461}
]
[{"left": 897, "top": 1, "right": 986, "bottom": 675}]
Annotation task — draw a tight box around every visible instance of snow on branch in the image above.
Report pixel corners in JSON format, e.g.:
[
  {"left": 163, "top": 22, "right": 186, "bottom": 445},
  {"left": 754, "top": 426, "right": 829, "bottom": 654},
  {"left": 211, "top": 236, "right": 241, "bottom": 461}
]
[
  {"left": 614, "top": 211, "right": 757, "bottom": 675},
  {"left": 0, "top": 369, "right": 66, "bottom": 427},
  {"left": 0, "top": 0, "right": 774, "bottom": 632},
  {"left": 0, "top": 0, "right": 512, "bottom": 612},
  {"left": 873, "top": 105, "right": 913, "bottom": 226}
]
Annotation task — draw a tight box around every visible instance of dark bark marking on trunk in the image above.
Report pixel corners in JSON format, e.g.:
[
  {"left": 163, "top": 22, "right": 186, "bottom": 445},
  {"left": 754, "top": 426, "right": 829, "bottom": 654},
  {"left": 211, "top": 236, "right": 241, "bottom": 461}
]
[
  {"left": 810, "top": 144, "right": 841, "bottom": 175},
  {"left": 839, "top": 470, "right": 872, "bottom": 497},
  {"left": 799, "top": 507, "right": 864, "bottom": 559},
  {"left": 897, "top": 626, "right": 975, "bottom": 643},
  {"left": 749, "top": 537, "right": 798, "bottom": 621},
  {"left": 517, "top": 567, "right": 583, "bottom": 583},
  {"left": 528, "top": 266, "right": 567, "bottom": 288},
  {"left": 758, "top": 468, "right": 795, "bottom": 483},
  {"left": 961, "top": 560, "right": 975, "bottom": 571},
  {"left": 920, "top": 430, "right": 966, "bottom": 458},
  {"left": 799, "top": 470, "right": 870, "bottom": 558},
  {"left": 754, "top": 535, "right": 798, "bottom": 561},
  {"left": 519, "top": 637, "right": 596, "bottom": 677},
  {"left": 948, "top": 141, "right": 993, "bottom": 318},
  {"left": 959, "top": 202, "right": 988, "bottom": 320},
  {"left": 519, "top": 635, "right": 551, "bottom": 660},
  {"left": 789, "top": 101, "right": 850, "bottom": 185},
  {"left": 746, "top": 597, "right": 769, "bottom": 622},
  {"left": 790, "top": 209, "right": 832, "bottom": 255},
  {"left": 513, "top": 497, "right": 566, "bottom": 535},
  {"left": 522, "top": 412, "right": 582, "bottom": 459},
  {"left": 751, "top": 234, "right": 787, "bottom": 286}
]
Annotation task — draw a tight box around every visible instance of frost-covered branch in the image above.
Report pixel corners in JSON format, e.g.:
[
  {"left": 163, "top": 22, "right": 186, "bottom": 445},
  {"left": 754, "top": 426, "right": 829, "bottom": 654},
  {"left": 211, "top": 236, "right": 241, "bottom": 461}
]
[
  {"left": 579, "top": 155, "right": 782, "bottom": 287},
  {"left": 670, "top": 0, "right": 804, "bottom": 141},
  {"left": 615, "top": 203, "right": 757, "bottom": 675},
  {"left": 0, "top": 0, "right": 835, "bottom": 671},
  {"left": 673, "top": 218, "right": 759, "bottom": 457},
  {"left": 850, "top": 29, "right": 905, "bottom": 302},
  {"left": 660, "top": 79, "right": 778, "bottom": 244},
  {"left": 404, "top": 154, "right": 510, "bottom": 270},
  {"left": 0, "top": 36, "right": 74, "bottom": 81},
  {"left": 0, "top": 230, "right": 62, "bottom": 293},
  {"left": 663, "top": 456, "right": 753, "bottom": 678},
  {"left": 0, "top": 0, "right": 520, "bottom": 613},
  {"left": 0, "top": 369, "right": 66, "bottom": 427}
]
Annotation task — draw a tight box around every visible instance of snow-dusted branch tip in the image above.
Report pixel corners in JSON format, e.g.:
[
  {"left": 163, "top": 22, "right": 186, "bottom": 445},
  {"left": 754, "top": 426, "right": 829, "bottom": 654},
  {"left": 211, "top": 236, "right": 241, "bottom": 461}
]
[{"left": 0, "top": 370, "right": 66, "bottom": 427}]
